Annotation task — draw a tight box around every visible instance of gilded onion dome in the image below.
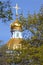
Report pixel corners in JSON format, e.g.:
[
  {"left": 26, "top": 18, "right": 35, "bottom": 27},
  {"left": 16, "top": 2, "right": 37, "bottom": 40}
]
[
  {"left": 10, "top": 19, "right": 22, "bottom": 29},
  {"left": 10, "top": 18, "right": 22, "bottom": 31}
]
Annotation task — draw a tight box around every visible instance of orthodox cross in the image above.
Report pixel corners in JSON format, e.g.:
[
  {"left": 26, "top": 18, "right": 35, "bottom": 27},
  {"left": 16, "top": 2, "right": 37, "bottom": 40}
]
[{"left": 13, "top": 3, "right": 20, "bottom": 16}]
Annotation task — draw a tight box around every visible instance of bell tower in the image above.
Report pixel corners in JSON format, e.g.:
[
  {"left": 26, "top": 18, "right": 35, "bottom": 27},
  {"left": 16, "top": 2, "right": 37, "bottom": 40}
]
[
  {"left": 7, "top": 4, "right": 23, "bottom": 50},
  {"left": 11, "top": 3, "right": 22, "bottom": 39}
]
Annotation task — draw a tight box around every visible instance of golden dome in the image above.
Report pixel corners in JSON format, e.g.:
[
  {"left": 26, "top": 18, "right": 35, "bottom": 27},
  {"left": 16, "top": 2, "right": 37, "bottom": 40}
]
[{"left": 10, "top": 19, "right": 21, "bottom": 29}]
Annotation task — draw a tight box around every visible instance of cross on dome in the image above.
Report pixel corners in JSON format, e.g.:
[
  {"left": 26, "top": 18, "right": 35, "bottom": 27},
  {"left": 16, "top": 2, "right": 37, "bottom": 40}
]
[{"left": 13, "top": 3, "right": 20, "bottom": 16}]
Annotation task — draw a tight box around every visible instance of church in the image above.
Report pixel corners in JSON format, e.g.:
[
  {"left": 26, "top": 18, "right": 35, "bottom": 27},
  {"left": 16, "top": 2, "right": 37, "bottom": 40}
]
[{"left": 6, "top": 4, "right": 23, "bottom": 50}]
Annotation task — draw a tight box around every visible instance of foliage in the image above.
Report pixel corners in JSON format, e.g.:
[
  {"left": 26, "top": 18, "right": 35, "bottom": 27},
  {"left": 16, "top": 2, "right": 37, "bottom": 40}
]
[{"left": 0, "top": 1, "right": 13, "bottom": 22}]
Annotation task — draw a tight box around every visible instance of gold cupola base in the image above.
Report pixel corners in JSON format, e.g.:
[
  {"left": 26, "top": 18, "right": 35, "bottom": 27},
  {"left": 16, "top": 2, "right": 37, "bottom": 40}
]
[{"left": 6, "top": 38, "right": 23, "bottom": 50}]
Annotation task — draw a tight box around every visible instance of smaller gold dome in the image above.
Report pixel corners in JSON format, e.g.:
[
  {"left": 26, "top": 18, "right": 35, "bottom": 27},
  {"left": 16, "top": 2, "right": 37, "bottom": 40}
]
[{"left": 10, "top": 19, "right": 21, "bottom": 29}]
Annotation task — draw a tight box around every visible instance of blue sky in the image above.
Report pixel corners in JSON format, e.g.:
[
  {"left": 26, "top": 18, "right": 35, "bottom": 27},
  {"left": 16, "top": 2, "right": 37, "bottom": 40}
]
[{"left": 0, "top": 0, "right": 43, "bottom": 44}]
